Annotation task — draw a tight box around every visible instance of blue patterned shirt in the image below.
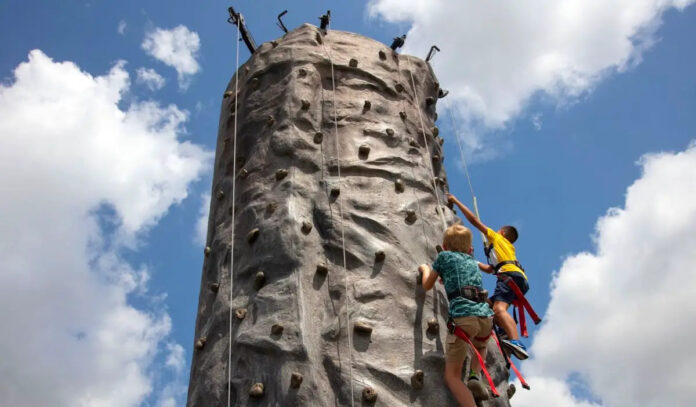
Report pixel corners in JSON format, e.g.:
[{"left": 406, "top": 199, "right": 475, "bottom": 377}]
[{"left": 432, "top": 251, "right": 493, "bottom": 318}]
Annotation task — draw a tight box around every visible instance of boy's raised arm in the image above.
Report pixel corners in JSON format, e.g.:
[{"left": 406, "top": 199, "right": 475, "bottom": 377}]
[{"left": 447, "top": 193, "right": 488, "bottom": 235}]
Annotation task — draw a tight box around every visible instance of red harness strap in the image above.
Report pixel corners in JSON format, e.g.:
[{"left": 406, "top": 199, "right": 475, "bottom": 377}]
[
  {"left": 499, "top": 274, "right": 542, "bottom": 338},
  {"left": 447, "top": 321, "right": 500, "bottom": 398},
  {"left": 491, "top": 329, "right": 530, "bottom": 390}
]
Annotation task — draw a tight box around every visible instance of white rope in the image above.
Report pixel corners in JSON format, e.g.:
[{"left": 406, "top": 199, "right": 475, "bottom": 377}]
[
  {"left": 396, "top": 66, "right": 432, "bottom": 252},
  {"left": 404, "top": 56, "right": 447, "bottom": 231},
  {"left": 446, "top": 101, "right": 487, "bottom": 244},
  {"left": 227, "top": 22, "right": 240, "bottom": 407},
  {"left": 321, "top": 27, "right": 355, "bottom": 407}
]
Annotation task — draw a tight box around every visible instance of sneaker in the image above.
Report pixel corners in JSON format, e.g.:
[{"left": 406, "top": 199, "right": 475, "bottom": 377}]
[
  {"left": 467, "top": 376, "right": 490, "bottom": 400},
  {"left": 501, "top": 339, "right": 529, "bottom": 360}
]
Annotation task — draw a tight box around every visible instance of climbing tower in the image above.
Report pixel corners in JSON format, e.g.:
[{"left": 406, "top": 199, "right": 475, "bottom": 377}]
[{"left": 188, "top": 23, "right": 514, "bottom": 406}]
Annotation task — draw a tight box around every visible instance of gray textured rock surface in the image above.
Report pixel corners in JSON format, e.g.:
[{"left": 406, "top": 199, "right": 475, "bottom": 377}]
[{"left": 188, "top": 24, "right": 513, "bottom": 407}]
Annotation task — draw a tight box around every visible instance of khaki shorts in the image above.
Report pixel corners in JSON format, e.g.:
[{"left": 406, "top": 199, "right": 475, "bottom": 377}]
[{"left": 445, "top": 316, "right": 494, "bottom": 364}]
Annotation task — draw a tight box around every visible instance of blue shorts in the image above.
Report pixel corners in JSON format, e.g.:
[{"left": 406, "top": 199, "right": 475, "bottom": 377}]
[{"left": 491, "top": 272, "right": 529, "bottom": 305}]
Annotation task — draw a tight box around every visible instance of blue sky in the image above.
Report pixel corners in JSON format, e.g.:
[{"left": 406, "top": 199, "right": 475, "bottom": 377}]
[{"left": 1, "top": 1, "right": 695, "bottom": 406}]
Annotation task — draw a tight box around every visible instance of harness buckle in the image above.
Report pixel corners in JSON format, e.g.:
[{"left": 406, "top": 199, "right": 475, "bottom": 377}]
[{"left": 447, "top": 318, "right": 455, "bottom": 334}]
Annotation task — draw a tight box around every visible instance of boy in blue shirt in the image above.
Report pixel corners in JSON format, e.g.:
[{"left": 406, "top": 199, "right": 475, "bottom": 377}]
[{"left": 419, "top": 224, "right": 494, "bottom": 406}]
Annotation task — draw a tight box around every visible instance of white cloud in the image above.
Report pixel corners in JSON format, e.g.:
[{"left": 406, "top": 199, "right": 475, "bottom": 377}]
[
  {"left": 142, "top": 25, "right": 201, "bottom": 90},
  {"left": 0, "top": 50, "right": 211, "bottom": 406},
  {"left": 136, "top": 67, "right": 166, "bottom": 91},
  {"left": 118, "top": 20, "right": 127, "bottom": 35},
  {"left": 194, "top": 192, "right": 211, "bottom": 246},
  {"left": 369, "top": 0, "right": 694, "bottom": 153},
  {"left": 514, "top": 142, "right": 696, "bottom": 407}
]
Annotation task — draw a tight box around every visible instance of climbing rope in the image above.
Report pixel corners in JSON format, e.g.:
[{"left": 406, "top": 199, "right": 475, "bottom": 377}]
[
  {"left": 396, "top": 73, "right": 433, "bottom": 255},
  {"left": 320, "top": 26, "right": 355, "bottom": 407},
  {"left": 227, "top": 21, "right": 240, "bottom": 407},
  {"left": 404, "top": 56, "right": 447, "bottom": 231},
  {"left": 446, "top": 101, "right": 487, "bottom": 244}
]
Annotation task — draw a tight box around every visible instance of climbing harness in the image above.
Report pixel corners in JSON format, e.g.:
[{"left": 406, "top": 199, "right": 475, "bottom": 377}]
[
  {"left": 446, "top": 285, "right": 488, "bottom": 303},
  {"left": 492, "top": 328, "right": 530, "bottom": 390},
  {"left": 226, "top": 20, "right": 241, "bottom": 407},
  {"left": 496, "top": 273, "right": 541, "bottom": 338},
  {"left": 447, "top": 319, "right": 500, "bottom": 398},
  {"left": 320, "top": 21, "right": 355, "bottom": 407}
]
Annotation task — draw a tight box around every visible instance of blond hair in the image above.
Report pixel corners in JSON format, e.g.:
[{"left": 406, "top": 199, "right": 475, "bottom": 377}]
[{"left": 443, "top": 224, "right": 472, "bottom": 253}]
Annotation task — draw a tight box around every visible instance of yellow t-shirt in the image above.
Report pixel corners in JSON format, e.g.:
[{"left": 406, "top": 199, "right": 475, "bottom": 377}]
[{"left": 486, "top": 228, "right": 526, "bottom": 279}]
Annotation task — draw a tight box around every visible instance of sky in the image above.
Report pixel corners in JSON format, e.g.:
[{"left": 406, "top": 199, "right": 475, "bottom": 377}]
[{"left": 0, "top": 1, "right": 695, "bottom": 406}]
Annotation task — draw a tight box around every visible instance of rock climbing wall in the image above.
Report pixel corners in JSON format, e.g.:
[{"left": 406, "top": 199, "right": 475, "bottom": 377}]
[{"left": 188, "top": 24, "right": 514, "bottom": 406}]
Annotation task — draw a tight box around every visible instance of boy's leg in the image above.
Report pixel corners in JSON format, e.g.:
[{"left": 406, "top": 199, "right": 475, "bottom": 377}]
[
  {"left": 444, "top": 361, "right": 476, "bottom": 407},
  {"left": 492, "top": 301, "right": 519, "bottom": 340}
]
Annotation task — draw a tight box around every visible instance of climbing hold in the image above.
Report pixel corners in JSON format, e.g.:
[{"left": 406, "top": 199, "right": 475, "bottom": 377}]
[
  {"left": 245, "top": 66, "right": 250, "bottom": 73},
  {"left": 249, "top": 383, "right": 264, "bottom": 398},
  {"left": 411, "top": 370, "right": 425, "bottom": 390},
  {"left": 266, "top": 115, "right": 275, "bottom": 127},
  {"left": 209, "top": 282, "right": 219, "bottom": 293},
  {"left": 247, "top": 228, "right": 260, "bottom": 244},
  {"left": 298, "top": 68, "right": 307, "bottom": 77},
  {"left": 271, "top": 324, "right": 284, "bottom": 335},
  {"left": 436, "top": 245, "right": 443, "bottom": 253},
  {"left": 235, "top": 308, "right": 247, "bottom": 320},
  {"left": 378, "top": 50, "right": 387, "bottom": 60},
  {"left": 239, "top": 168, "right": 249, "bottom": 178},
  {"left": 362, "top": 386, "right": 377, "bottom": 402},
  {"left": 395, "top": 83, "right": 404, "bottom": 92},
  {"left": 394, "top": 179, "right": 404, "bottom": 193},
  {"left": 250, "top": 77, "right": 259, "bottom": 90},
  {"left": 438, "top": 137, "right": 444, "bottom": 146},
  {"left": 433, "top": 154, "right": 441, "bottom": 162},
  {"left": 405, "top": 210, "right": 417, "bottom": 223},
  {"left": 434, "top": 112, "right": 438, "bottom": 121},
  {"left": 363, "top": 100, "right": 371, "bottom": 111},
  {"left": 435, "top": 177, "right": 446, "bottom": 185},
  {"left": 271, "top": 40, "right": 278, "bottom": 48},
  {"left": 507, "top": 383, "right": 516, "bottom": 399},
  {"left": 313, "top": 132, "right": 323, "bottom": 144},
  {"left": 276, "top": 169, "right": 289, "bottom": 181},
  {"left": 224, "top": 90, "right": 234, "bottom": 98},
  {"left": 315, "top": 32, "right": 323, "bottom": 44},
  {"left": 266, "top": 201, "right": 278, "bottom": 214},
  {"left": 301, "top": 221, "right": 313, "bottom": 235},
  {"left": 330, "top": 187, "right": 340, "bottom": 197},
  {"left": 409, "top": 138, "right": 419, "bottom": 148},
  {"left": 301, "top": 99, "right": 311, "bottom": 110},
  {"left": 349, "top": 58, "right": 358, "bottom": 67},
  {"left": 290, "top": 372, "right": 304, "bottom": 388},
  {"left": 195, "top": 336, "right": 207, "bottom": 350},
  {"left": 426, "top": 318, "right": 439, "bottom": 335},
  {"left": 432, "top": 127, "right": 439, "bottom": 137},
  {"left": 204, "top": 246, "right": 211, "bottom": 256},
  {"left": 358, "top": 144, "right": 370, "bottom": 158},
  {"left": 354, "top": 321, "right": 373, "bottom": 334},
  {"left": 216, "top": 189, "right": 224, "bottom": 200},
  {"left": 386, "top": 128, "right": 395, "bottom": 137},
  {"left": 316, "top": 264, "right": 328, "bottom": 275},
  {"left": 254, "top": 271, "right": 266, "bottom": 290},
  {"left": 375, "top": 250, "right": 386, "bottom": 262},
  {"left": 425, "top": 96, "right": 435, "bottom": 106},
  {"left": 399, "top": 111, "right": 407, "bottom": 120}
]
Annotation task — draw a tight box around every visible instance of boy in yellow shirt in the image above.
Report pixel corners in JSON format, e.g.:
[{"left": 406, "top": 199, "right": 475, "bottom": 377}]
[{"left": 447, "top": 194, "right": 530, "bottom": 360}]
